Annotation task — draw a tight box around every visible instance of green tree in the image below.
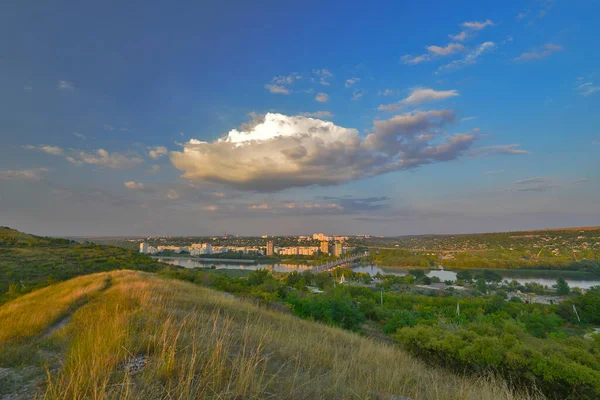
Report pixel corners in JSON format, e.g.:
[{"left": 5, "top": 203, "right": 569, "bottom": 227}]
[
  {"left": 554, "top": 277, "right": 570, "bottom": 295},
  {"left": 456, "top": 270, "right": 472, "bottom": 281},
  {"left": 476, "top": 278, "right": 487, "bottom": 293}
]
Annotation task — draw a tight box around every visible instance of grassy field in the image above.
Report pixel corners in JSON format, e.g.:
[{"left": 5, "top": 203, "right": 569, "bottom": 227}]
[{"left": 0, "top": 270, "right": 538, "bottom": 400}]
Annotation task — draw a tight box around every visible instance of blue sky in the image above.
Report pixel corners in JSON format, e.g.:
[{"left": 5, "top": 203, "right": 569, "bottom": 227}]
[{"left": 1, "top": 0, "right": 598, "bottom": 236}]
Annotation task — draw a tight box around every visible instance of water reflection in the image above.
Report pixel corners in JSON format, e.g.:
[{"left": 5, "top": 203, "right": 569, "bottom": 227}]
[{"left": 157, "top": 257, "right": 600, "bottom": 289}]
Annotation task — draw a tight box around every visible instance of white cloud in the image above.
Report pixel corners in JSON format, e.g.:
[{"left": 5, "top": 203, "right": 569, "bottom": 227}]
[
  {"left": 300, "top": 111, "right": 333, "bottom": 118},
  {"left": 167, "top": 189, "right": 180, "bottom": 200},
  {"left": 516, "top": 11, "right": 528, "bottom": 21},
  {"left": 272, "top": 73, "right": 301, "bottom": 85},
  {"left": 461, "top": 19, "right": 495, "bottom": 30},
  {"left": 513, "top": 177, "right": 549, "bottom": 185},
  {"left": 124, "top": 181, "right": 145, "bottom": 190},
  {"left": 313, "top": 69, "right": 333, "bottom": 77},
  {"left": 403, "top": 43, "right": 465, "bottom": 65},
  {"left": 315, "top": 93, "right": 329, "bottom": 102},
  {"left": 72, "top": 132, "right": 86, "bottom": 140},
  {"left": 580, "top": 86, "right": 600, "bottom": 96},
  {"left": 351, "top": 91, "right": 364, "bottom": 101},
  {"left": 513, "top": 43, "right": 563, "bottom": 61},
  {"left": 67, "top": 149, "right": 143, "bottom": 169},
  {"left": 484, "top": 169, "right": 504, "bottom": 175},
  {"left": 427, "top": 43, "right": 466, "bottom": 55},
  {"left": 104, "top": 124, "right": 115, "bottom": 131},
  {"left": 169, "top": 111, "right": 506, "bottom": 191},
  {"left": 378, "top": 88, "right": 459, "bottom": 111},
  {"left": 438, "top": 42, "right": 497, "bottom": 72},
  {"left": 147, "top": 165, "right": 160, "bottom": 174},
  {"left": 265, "top": 84, "right": 290, "bottom": 95},
  {"left": 0, "top": 168, "right": 48, "bottom": 181},
  {"left": 23, "top": 145, "right": 64, "bottom": 156},
  {"left": 469, "top": 144, "right": 529, "bottom": 156},
  {"left": 378, "top": 89, "right": 398, "bottom": 96},
  {"left": 345, "top": 77, "right": 360, "bottom": 88},
  {"left": 461, "top": 116, "right": 477, "bottom": 122},
  {"left": 448, "top": 31, "right": 468, "bottom": 41},
  {"left": 148, "top": 146, "right": 168, "bottom": 159},
  {"left": 58, "top": 80, "right": 74, "bottom": 90}
]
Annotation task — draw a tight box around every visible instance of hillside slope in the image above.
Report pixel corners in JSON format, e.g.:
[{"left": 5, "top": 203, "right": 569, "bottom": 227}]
[
  {"left": 0, "top": 271, "right": 534, "bottom": 400},
  {"left": 0, "top": 227, "right": 164, "bottom": 302}
]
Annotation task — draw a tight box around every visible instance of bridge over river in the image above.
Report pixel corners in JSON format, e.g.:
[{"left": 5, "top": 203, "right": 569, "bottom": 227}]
[{"left": 310, "top": 251, "right": 370, "bottom": 274}]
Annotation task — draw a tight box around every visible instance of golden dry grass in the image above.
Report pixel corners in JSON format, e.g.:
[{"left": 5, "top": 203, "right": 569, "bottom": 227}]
[{"left": 1, "top": 271, "right": 542, "bottom": 399}]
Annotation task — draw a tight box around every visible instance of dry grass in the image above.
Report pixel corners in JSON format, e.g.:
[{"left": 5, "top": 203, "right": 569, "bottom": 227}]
[
  {"left": 1, "top": 271, "right": 542, "bottom": 399},
  {"left": 0, "top": 273, "right": 110, "bottom": 344}
]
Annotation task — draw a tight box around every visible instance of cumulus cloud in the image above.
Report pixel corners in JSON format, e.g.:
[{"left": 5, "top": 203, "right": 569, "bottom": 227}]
[
  {"left": 169, "top": 111, "right": 498, "bottom": 192},
  {"left": 300, "top": 111, "right": 333, "bottom": 118},
  {"left": 513, "top": 44, "right": 563, "bottom": 61},
  {"left": 0, "top": 168, "right": 48, "bottom": 181},
  {"left": 148, "top": 146, "right": 168, "bottom": 159},
  {"left": 315, "top": 93, "right": 329, "bottom": 102},
  {"left": 345, "top": 77, "right": 360, "bottom": 88},
  {"left": 449, "top": 31, "right": 468, "bottom": 41},
  {"left": 378, "top": 88, "right": 459, "bottom": 111},
  {"left": 58, "top": 80, "right": 74, "bottom": 90},
  {"left": 23, "top": 145, "right": 64, "bottom": 156},
  {"left": 461, "top": 19, "right": 495, "bottom": 30},
  {"left": 438, "top": 42, "right": 497, "bottom": 72},
  {"left": 403, "top": 43, "right": 465, "bottom": 65},
  {"left": 67, "top": 149, "right": 143, "bottom": 169},
  {"left": 265, "top": 84, "right": 290, "bottom": 94}
]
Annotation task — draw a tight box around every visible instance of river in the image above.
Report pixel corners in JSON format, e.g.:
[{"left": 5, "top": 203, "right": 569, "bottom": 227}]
[{"left": 156, "top": 257, "right": 600, "bottom": 289}]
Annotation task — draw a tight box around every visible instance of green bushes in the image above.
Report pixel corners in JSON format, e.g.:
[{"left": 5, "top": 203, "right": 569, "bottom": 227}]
[{"left": 395, "top": 322, "right": 600, "bottom": 399}]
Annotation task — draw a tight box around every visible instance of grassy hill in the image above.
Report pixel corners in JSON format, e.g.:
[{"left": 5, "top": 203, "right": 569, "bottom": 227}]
[
  {"left": 0, "top": 226, "right": 165, "bottom": 302},
  {"left": 0, "top": 270, "right": 532, "bottom": 400}
]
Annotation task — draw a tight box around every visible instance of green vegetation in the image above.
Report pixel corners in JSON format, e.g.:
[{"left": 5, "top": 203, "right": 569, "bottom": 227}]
[
  {"left": 0, "top": 227, "right": 165, "bottom": 303},
  {"left": 0, "top": 271, "right": 527, "bottom": 399},
  {"left": 157, "top": 266, "right": 600, "bottom": 399},
  {"left": 3, "top": 227, "right": 600, "bottom": 399},
  {"left": 365, "top": 227, "right": 600, "bottom": 272}
]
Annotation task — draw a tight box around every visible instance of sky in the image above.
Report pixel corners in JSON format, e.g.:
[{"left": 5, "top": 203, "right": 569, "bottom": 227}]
[{"left": 1, "top": 0, "right": 599, "bottom": 237}]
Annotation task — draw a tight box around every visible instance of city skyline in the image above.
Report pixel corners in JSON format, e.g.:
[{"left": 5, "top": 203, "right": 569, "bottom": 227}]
[{"left": 1, "top": 1, "right": 599, "bottom": 236}]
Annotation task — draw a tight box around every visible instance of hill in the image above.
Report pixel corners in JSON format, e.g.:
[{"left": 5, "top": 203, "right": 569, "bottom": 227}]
[
  {"left": 0, "top": 270, "right": 530, "bottom": 400},
  {"left": 365, "top": 227, "right": 600, "bottom": 270},
  {"left": 0, "top": 227, "right": 165, "bottom": 302}
]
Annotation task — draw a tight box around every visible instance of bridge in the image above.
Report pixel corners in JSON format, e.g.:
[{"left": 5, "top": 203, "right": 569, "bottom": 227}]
[{"left": 310, "top": 251, "right": 370, "bottom": 274}]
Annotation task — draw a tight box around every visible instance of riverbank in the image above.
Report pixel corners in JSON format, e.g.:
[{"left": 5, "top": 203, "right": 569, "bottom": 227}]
[{"left": 153, "top": 256, "right": 258, "bottom": 264}]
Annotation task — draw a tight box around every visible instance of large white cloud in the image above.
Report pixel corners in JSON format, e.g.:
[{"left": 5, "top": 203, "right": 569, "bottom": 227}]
[{"left": 170, "top": 112, "right": 494, "bottom": 191}]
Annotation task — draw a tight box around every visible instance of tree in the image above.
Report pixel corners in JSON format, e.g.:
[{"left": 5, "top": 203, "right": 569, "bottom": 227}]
[
  {"left": 554, "top": 277, "right": 570, "bottom": 296},
  {"left": 456, "top": 270, "right": 472, "bottom": 282},
  {"left": 409, "top": 269, "right": 425, "bottom": 279},
  {"left": 476, "top": 278, "right": 487, "bottom": 293}
]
